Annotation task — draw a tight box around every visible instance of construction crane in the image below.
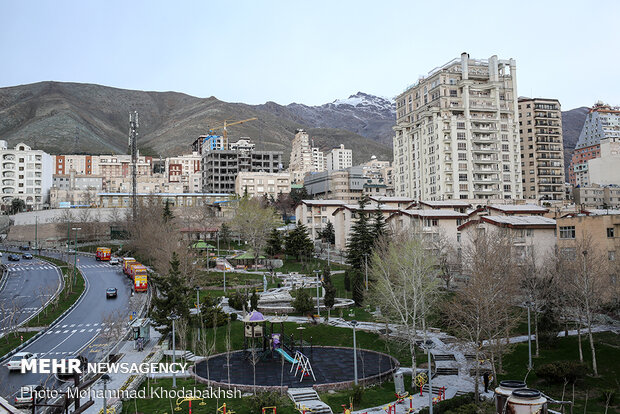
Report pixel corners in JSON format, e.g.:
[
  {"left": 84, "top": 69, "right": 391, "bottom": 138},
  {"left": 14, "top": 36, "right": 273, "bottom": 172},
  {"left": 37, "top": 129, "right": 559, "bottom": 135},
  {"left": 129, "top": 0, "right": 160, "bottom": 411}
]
[{"left": 206, "top": 117, "right": 257, "bottom": 150}]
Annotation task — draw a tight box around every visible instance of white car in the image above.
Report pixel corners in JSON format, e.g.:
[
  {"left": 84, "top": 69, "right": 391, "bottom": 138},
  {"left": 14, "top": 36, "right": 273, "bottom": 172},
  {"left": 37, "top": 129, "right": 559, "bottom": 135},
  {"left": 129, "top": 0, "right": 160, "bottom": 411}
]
[
  {"left": 6, "top": 352, "right": 37, "bottom": 371},
  {"left": 13, "top": 385, "right": 44, "bottom": 407},
  {"left": 109, "top": 257, "right": 120, "bottom": 265}
]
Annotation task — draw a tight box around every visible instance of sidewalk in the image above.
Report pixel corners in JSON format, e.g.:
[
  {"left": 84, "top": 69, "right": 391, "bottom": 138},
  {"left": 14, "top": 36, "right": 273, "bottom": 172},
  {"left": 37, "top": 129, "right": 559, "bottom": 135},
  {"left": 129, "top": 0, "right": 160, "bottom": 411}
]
[{"left": 82, "top": 329, "right": 163, "bottom": 414}]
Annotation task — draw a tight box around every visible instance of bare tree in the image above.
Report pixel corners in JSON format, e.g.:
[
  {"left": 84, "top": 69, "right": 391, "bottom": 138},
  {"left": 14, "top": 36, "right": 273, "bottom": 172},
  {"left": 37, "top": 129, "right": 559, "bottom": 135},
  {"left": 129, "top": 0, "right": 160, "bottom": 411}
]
[
  {"left": 448, "top": 229, "right": 519, "bottom": 402},
  {"left": 175, "top": 317, "right": 189, "bottom": 355},
  {"left": 230, "top": 197, "right": 280, "bottom": 270},
  {"left": 369, "top": 232, "right": 440, "bottom": 388}
]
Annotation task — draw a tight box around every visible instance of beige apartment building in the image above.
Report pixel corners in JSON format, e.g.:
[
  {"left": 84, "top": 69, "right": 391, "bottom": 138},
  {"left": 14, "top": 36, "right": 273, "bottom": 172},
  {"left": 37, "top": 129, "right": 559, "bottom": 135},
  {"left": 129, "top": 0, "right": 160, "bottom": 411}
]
[
  {"left": 393, "top": 53, "right": 522, "bottom": 201},
  {"left": 518, "top": 98, "right": 565, "bottom": 201},
  {"left": 556, "top": 211, "right": 620, "bottom": 262},
  {"left": 326, "top": 144, "right": 353, "bottom": 171},
  {"left": 289, "top": 129, "right": 325, "bottom": 183},
  {"left": 235, "top": 171, "right": 291, "bottom": 199},
  {"left": 165, "top": 152, "right": 201, "bottom": 193},
  {"left": 294, "top": 200, "right": 347, "bottom": 240},
  {"left": 572, "top": 185, "right": 620, "bottom": 209}
]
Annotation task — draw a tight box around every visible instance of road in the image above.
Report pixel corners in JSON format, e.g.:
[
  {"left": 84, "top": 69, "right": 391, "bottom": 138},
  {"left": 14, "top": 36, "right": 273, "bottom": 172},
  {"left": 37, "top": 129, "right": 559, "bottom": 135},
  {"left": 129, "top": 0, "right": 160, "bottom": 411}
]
[
  {"left": 0, "top": 256, "right": 62, "bottom": 336},
  {"left": 0, "top": 250, "right": 136, "bottom": 401}
]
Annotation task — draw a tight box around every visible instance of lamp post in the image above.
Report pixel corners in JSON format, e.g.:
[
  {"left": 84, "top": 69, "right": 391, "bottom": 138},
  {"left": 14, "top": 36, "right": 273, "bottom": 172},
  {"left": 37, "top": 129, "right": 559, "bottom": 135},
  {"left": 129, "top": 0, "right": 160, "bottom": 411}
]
[
  {"left": 195, "top": 286, "right": 200, "bottom": 313},
  {"left": 314, "top": 269, "right": 321, "bottom": 318},
  {"left": 217, "top": 231, "right": 220, "bottom": 257},
  {"left": 351, "top": 320, "right": 358, "bottom": 385},
  {"left": 223, "top": 268, "right": 227, "bottom": 293},
  {"left": 101, "top": 373, "right": 111, "bottom": 414},
  {"left": 168, "top": 313, "right": 180, "bottom": 388},
  {"left": 425, "top": 338, "right": 434, "bottom": 414},
  {"left": 526, "top": 300, "right": 532, "bottom": 370},
  {"left": 72, "top": 227, "right": 81, "bottom": 286},
  {"left": 34, "top": 215, "right": 38, "bottom": 251}
]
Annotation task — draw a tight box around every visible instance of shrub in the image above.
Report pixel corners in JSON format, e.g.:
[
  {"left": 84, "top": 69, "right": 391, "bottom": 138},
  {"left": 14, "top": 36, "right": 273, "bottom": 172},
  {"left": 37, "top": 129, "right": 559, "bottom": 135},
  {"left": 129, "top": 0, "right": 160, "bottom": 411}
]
[
  {"left": 536, "top": 361, "right": 587, "bottom": 384},
  {"left": 351, "top": 384, "right": 364, "bottom": 407},
  {"left": 418, "top": 393, "right": 475, "bottom": 414},
  {"left": 228, "top": 291, "right": 248, "bottom": 311},
  {"left": 248, "top": 392, "right": 283, "bottom": 413},
  {"left": 291, "top": 289, "right": 314, "bottom": 314}
]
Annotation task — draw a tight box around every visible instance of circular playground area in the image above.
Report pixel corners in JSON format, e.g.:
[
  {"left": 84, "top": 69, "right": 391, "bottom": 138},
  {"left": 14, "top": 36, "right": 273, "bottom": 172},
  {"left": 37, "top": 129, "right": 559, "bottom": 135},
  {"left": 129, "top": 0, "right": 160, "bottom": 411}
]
[{"left": 193, "top": 346, "right": 399, "bottom": 391}]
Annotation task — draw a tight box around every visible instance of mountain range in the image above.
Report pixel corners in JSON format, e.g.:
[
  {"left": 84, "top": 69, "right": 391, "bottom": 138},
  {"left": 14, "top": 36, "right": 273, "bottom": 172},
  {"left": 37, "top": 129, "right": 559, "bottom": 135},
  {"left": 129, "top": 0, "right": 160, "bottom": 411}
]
[{"left": 0, "top": 82, "right": 588, "bottom": 172}]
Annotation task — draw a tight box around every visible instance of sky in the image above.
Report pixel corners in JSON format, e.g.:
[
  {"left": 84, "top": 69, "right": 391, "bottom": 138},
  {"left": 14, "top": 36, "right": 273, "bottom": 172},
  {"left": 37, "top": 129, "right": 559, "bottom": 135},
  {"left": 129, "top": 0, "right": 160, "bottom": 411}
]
[{"left": 1, "top": 0, "right": 619, "bottom": 109}]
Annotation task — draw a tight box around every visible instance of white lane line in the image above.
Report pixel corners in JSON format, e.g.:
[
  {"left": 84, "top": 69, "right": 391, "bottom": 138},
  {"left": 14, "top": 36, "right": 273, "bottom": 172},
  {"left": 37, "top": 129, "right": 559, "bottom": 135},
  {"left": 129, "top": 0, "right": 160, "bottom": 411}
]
[{"left": 42, "top": 330, "right": 77, "bottom": 357}]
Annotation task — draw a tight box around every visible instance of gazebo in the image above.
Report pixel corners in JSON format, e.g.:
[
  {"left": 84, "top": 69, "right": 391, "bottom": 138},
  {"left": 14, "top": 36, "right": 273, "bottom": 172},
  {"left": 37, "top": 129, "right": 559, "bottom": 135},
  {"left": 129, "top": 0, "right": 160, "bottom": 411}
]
[{"left": 230, "top": 251, "right": 266, "bottom": 267}]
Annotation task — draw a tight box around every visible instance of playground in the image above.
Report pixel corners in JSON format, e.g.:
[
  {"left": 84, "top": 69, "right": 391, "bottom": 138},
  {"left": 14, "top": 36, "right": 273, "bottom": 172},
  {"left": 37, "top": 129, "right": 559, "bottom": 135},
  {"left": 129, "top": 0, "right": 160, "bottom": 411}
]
[{"left": 192, "top": 311, "right": 399, "bottom": 391}]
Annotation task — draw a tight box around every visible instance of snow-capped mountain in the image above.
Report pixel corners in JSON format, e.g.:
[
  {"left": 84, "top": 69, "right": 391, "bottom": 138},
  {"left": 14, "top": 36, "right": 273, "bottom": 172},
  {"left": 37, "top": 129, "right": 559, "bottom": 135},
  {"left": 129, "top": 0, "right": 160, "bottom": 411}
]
[{"left": 283, "top": 92, "right": 396, "bottom": 146}]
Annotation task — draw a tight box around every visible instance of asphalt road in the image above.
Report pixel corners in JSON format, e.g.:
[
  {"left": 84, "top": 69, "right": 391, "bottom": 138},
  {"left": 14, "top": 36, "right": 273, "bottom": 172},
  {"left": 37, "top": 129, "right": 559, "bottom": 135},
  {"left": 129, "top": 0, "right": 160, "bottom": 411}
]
[
  {"left": 0, "top": 256, "right": 62, "bottom": 335},
  {"left": 0, "top": 250, "right": 135, "bottom": 400}
]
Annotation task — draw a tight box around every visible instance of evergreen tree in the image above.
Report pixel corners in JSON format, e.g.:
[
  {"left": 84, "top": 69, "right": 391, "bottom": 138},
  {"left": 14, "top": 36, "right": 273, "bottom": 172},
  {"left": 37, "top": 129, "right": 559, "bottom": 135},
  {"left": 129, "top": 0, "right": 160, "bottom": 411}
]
[
  {"left": 372, "top": 207, "right": 387, "bottom": 242},
  {"left": 322, "top": 267, "right": 336, "bottom": 317},
  {"left": 290, "top": 187, "right": 310, "bottom": 206},
  {"left": 220, "top": 223, "right": 232, "bottom": 250},
  {"left": 346, "top": 195, "right": 374, "bottom": 271},
  {"left": 344, "top": 270, "right": 351, "bottom": 292},
  {"left": 150, "top": 252, "right": 191, "bottom": 332},
  {"left": 319, "top": 222, "right": 336, "bottom": 245},
  {"left": 250, "top": 290, "right": 259, "bottom": 311},
  {"left": 266, "top": 229, "right": 283, "bottom": 257},
  {"left": 291, "top": 289, "right": 314, "bottom": 314},
  {"left": 162, "top": 200, "right": 174, "bottom": 223},
  {"left": 351, "top": 270, "right": 365, "bottom": 306},
  {"left": 285, "top": 221, "right": 314, "bottom": 262}
]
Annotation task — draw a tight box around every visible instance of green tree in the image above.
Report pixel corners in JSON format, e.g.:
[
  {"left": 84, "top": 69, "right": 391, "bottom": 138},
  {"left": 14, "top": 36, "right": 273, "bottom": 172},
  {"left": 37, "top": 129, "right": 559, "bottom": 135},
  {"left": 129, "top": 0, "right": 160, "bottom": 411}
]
[
  {"left": 291, "top": 288, "right": 314, "bottom": 314},
  {"left": 290, "top": 187, "right": 310, "bottom": 206},
  {"left": 351, "top": 270, "right": 365, "bottom": 306},
  {"left": 319, "top": 221, "right": 335, "bottom": 244},
  {"left": 285, "top": 221, "right": 314, "bottom": 262},
  {"left": 10, "top": 198, "right": 26, "bottom": 214},
  {"left": 266, "top": 229, "right": 283, "bottom": 257},
  {"left": 162, "top": 200, "right": 174, "bottom": 223},
  {"left": 344, "top": 270, "right": 351, "bottom": 292},
  {"left": 220, "top": 223, "right": 232, "bottom": 250},
  {"left": 322, "top": 267, "right": 336, "bottom": 319},
  {"left": 346, "top": 195, "right": 374, "bottom": 271},
  {"left": 150, "top": 252, "right": 192, "bottom": 332},
  {"left": 250, "top": 290, "right": 259, "bottom": 311},
  {"left": 372, "top": 207, "right": 387, "bottom": 242}
]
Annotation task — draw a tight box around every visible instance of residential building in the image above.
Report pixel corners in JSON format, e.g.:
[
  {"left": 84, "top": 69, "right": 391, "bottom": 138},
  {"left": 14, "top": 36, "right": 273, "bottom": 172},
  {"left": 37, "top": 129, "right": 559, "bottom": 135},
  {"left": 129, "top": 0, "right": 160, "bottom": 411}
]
[
  {"left": 332, "top": 203, "right": 401, "bottom": 250},
  {"left": 235, "top": 171, "right": 291, "bottom": 199},
  {"left": 418, "top": 200, "right": 472, "bottom": 213},
  {"left": 486, "top": 204, "right": 548, "bottom": 216},
  {"left": 386, "top": 209, "right": 470, "bottom": 246},
  {"left": 359, "top": 156, "right": 394, "bottom": 195},
  {"left": 289, "top": 129, "right": 325, "bottom": 183},
  {"left": 53, "top": 155, "right": 98, "bottom": 175},
  {"left": 165, "top": 152, "right": 202, "bottom": 193},
  {"left": 369, "top": 196, "right": 415, "bottom": 210},
  {"left": 229, "top": 138, "right": 255, "bottom": 151},
  {"left": 572, "top": 185, "right": 620, "bottom": 209},
  {"left": 556, "top": 210, "right": 620, "bottom": 263},
  {"left": 294, "top": 200, "right": 347, "bottom": 240},
  {"left": 304, "top": 167, "right": 366, "bottom": 202},
  {"left": 393, "top": 53, "right": 522, "bottom": 200},
  {"left": 0, "top": 141, "right": 53, "bottom": 210},
  {"left": 201, "top": 139, "right": 283, "bottom": 194},
  {"left": 53, "top": 173, "right": 104, "bottom": 191},
  {"left": 106, "top": 175, "right": 183, "bottom": 193},
  {"left": 586, "top": 137, "right": 620, "bottom": 186},
  {"left": 518, "top": 98, "right": 565, "bottom": 201},
  {"left": 458, "top": 215, "right": 557, "bottom": 266},
  {"left": 326, "top": 144, "right": 353, "bottom": 171},
  {"left": 569, "top": 103, "right": 620, "bottom": 186},
  {"left": 97, "top": 192, "right": 233, "bottom": 209}
]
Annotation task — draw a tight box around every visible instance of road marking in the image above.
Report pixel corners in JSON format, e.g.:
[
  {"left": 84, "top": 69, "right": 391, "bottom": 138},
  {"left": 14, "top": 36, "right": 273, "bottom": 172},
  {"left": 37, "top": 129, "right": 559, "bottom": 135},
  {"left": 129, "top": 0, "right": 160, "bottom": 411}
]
[
  {"left": 42, "top": 330, "right": 77, "bottom": 357},
  {"left": 63, "top": 330, "right": 69, "bottom": 334},
  {"left": 80, "top": 329, "right": 85, "bottom": 333},
  {"left": 88, "top": 329, "right": 93, "bottom": 332},
  {"left": 70, "top": 324, "right": 75, "bottom": 327}
]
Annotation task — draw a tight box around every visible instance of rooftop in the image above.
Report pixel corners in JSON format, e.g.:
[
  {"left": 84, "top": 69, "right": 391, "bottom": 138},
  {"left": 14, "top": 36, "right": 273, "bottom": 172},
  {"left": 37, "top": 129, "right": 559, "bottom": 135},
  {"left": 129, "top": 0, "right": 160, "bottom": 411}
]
[
  {"left": 482, "top": 215, "right": 556, "bottom": 228},
  {"left": 487, "top": 204, "right": 549, "bottom": 214},
  {"left": 419, "top": 200, "right": 472, "bottom": 208}
]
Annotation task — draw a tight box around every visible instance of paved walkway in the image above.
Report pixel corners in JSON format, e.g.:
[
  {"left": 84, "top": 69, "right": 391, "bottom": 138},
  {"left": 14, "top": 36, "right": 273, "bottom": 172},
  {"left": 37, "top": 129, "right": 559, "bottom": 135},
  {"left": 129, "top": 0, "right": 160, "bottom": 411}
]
[{"left": 82, "top": 329, "right": 163, "bottom": 414}]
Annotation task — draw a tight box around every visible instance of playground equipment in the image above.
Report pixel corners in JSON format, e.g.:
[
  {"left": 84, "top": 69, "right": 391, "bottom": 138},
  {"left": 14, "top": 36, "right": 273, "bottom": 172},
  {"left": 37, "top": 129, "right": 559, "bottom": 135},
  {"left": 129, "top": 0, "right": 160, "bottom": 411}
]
[
  {"left": 217, "top": 403, "right": 235, "bottom": 414},
  {"left": 262, "top": 407, "right": 277, "bottom": 414},
  {"left": 175, "top": 396, "right": 206, "bottom": 413},
  {"left": 271, "top": 332, "right": 316, "bottom": 382},
  {"left": 414, "top": 372, "right": 428, "bottom": 396},
  {"left": 432, "top": 387, "right": 447, "bottom": 405},
  {"left": 394, "top": 391, "right": 409, "bottom": 403}
]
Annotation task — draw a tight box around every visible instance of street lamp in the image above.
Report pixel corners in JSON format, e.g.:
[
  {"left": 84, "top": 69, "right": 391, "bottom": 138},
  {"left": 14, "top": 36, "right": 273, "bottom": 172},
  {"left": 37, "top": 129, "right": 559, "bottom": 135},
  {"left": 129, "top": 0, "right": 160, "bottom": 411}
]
[
  {"left": 314, "top": 269, "right": 321, "bottom": 318},
  {"left": 195, "top": 286, "right": 201, "bottom": 313},
  {"left": 525, "top": 300, "right": 532, "bottom": 370},
  {"left": 351, "top": 320, "right": 358, "bottom": 385},
  {"left": 168, "top": 312, "right": 180, "bottom": 388},
  {"left": 72, "top": 227, "right": 81, "bottom": 286},
  {"left": 101, "top": 373, "right": 111, "bottom": 414},
  {"left": 425, "top": 339, "right": 435, "bottom": 414}
]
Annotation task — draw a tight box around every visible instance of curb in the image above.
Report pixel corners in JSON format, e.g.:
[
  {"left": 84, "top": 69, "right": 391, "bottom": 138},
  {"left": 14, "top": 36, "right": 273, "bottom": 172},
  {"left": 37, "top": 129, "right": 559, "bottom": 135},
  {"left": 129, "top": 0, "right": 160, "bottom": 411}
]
[{"left": 0, "top": 254, "right": 89, "bottom": 364}]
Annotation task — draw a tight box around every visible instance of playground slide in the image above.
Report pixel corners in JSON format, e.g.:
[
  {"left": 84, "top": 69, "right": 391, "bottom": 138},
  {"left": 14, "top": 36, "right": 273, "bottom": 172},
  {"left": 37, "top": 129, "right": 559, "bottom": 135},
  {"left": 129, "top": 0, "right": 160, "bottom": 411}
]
[{"left": 275, "top": 347, "right": 296, "bottom": 364}]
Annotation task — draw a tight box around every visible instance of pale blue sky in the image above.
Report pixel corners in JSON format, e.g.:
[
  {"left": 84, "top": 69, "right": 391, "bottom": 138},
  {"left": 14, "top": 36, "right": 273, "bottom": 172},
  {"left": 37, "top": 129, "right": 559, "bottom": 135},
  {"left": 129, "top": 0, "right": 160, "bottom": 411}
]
[{"left": 1, "top": 0, "right": 618, "bottom": 109}]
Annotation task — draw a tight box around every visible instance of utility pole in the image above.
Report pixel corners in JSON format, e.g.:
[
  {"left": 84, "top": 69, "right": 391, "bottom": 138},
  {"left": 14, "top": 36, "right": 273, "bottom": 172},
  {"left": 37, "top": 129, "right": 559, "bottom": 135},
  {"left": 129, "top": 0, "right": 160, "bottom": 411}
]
[
  {"left": 34, "top": 215, "right": 38, "bottom": 251},
  {"left": 128, "top": 111, "right": 139, "bottom": 222}
]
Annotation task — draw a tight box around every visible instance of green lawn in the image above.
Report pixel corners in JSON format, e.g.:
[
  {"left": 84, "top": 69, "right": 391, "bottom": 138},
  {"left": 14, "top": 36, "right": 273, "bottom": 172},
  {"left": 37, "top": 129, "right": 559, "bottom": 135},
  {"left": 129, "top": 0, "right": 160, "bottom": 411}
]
[
  {"left": 0, "top": 331, "right": 37, "bottom": 358},
  {"left": 320, "top": 375, "right": 414, "bottom": 412},
  {"left": 121, "top": 378, "right": 297, "bottom": 414},
  {"left": 500, "top": 332, "right": 620, "bottom": 414},
  {"left": 276, "top": 256, "right": 348, "bottom": 275}
]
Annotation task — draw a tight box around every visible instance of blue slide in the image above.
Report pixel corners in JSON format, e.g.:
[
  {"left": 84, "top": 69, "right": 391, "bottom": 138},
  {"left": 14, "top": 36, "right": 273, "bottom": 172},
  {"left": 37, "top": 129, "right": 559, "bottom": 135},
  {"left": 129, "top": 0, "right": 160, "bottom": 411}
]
[{"left": 275, "top": 347, "right": 296, "bottom": 363}]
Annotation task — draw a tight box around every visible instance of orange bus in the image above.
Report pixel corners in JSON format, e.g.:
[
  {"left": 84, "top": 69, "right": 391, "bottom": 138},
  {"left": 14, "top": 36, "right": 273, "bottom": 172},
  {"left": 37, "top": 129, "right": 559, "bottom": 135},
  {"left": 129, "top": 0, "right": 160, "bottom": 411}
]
[
  {"left": 128, "top": 263, "right": 148, "bottom": 292},
  {"left": 96, "top": 247, "right": 111, "bottom": 261},
  {"left": 123, "top": 257, "right": 136, "bottom": 275}
]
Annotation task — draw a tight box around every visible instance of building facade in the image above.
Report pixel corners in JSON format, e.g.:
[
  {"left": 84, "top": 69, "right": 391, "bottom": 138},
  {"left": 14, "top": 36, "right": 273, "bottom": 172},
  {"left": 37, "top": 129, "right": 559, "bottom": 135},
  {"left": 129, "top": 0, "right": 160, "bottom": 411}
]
[
  {"left": 294, "top": 200, "right": 347, "bottom": 240},
  {"left": 0, "top": 141, "right": 53, "bottom": 210},
  {"left": 326, "top": 144, "right": 352, "bottom": 171},
  {"left": 289, "top": 129, "right": 325, "bottom": 183},
  {"left": 165, "top": 152, "right": 202, "bottom": 193},
  {"left": 572, "top": 185, "right": 620, "bottom": 209},
  {"left": 235, "top": 171, "right": 291, "bottom": 199},
  {"left": 303, "top": 167, "right": 366, "bottom": 202},
  {"left": 518, "top": 98, "right": 565, "bottom": 201},
  {"left": 569, "top": 103, "right": 620, "bottom": 186},
  {"left": 393, "top": 53, "right": 522, "bottom": 200}
]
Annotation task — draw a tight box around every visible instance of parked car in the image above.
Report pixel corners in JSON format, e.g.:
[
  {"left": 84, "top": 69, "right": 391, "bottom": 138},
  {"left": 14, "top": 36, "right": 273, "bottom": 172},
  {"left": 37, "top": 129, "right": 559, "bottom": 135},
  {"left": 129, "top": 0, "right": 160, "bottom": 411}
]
[
  {"left": 109, "top": 257, "right": 120, "bottom": 265},
  {"left": 13, "top": 385, "right": 44, "bottom": 407},
  {"left": 106, "top": 287, "right": 118, "bottom": 299},
  {"left": 8, "top": 254, "right": 20, "bottom": 261},
  {"left": 22, "top": 253, "right": 33, "bottom": 259},
  {"left": 6, "top": 352, "right": 37, "bottom": 371}
]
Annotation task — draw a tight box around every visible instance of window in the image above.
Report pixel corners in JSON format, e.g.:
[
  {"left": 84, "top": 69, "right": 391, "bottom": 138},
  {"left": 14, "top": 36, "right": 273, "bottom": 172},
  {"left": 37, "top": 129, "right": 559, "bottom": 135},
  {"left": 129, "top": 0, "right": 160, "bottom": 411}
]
[
  {"left": 459, "top": 174, "right": 468, "bottom": 182},
  {"left": 607, "top": 228, "right": 614, "bottom": 238},
  {"left": 457, "top": 232, "right": 461, "bottom": 242},
  {"left": 609, "top": 251, "right": 615, "bottom": 261},
  {"left": 559, "top": 226, "right": 576, "bottom": 239}
]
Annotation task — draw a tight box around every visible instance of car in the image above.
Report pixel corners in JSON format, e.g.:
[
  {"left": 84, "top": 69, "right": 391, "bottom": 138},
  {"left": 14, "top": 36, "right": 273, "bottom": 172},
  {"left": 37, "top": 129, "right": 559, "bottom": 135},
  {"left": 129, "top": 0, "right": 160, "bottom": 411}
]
[
  {"left": 109, "top": 257, "right": 120, "bottom": 265},
  {"left": 19, "top": 245, "right": 30, "bottom": 251},
  {"left": 8, "top": 254, "right": 20, "bottom": 261},
  {"left": 6, "top": 352, "right": 37, "bottom": 371},
  {"left": 106, "top": 287, "right": 118, "bottom": 299},
  {"left": 22, "top": 253, "right": 33, "bottom": 259},
  {"left": 13, "top": 385, "right": 44, "bottom": 407}
]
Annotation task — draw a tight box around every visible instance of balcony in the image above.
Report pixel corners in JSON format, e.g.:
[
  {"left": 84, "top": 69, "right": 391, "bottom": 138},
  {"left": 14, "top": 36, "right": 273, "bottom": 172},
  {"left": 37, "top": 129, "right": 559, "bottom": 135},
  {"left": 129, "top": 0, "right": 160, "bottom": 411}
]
[
  {"left": 472, "top": 145, "right": 499, "bottom": 153},
  {"left": 3, "top": 163, "right": 15, "bottom": 169},
  {"left": 2, "top": 155, "right": 15, "bottom": 161},
  {"left": 473, "top": 156, "right": 499, "bottom": 163}
]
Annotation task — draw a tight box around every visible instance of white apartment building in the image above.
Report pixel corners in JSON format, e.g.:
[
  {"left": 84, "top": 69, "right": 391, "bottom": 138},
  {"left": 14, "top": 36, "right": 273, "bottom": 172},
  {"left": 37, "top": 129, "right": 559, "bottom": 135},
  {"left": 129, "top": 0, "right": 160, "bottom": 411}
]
[
  {"left": 165, "top": 152, "right": 202, "bottom": 193},
  {"left": 585, "top": 137, "right": 620, "bottom": 186},
  {"left": 386, "top": 208, "right": 471, "bottom": 245},
  {"left": 294, "top": 200, "right": 347, "bottom": 240},
  {"left": 0, "top": 141, "right": 53, "bottom": 210},
  {"left": 326, "top": 144, "right": 352, "bottom": 171},
  {"left": 289, "top": 129, "right": 325, "bottom": 183},
  {"left": 393, "top": 53, "right": 522, "bottom": 201},
  {"left": 235, "top": 171, "right": 291, "bottom": 199}
]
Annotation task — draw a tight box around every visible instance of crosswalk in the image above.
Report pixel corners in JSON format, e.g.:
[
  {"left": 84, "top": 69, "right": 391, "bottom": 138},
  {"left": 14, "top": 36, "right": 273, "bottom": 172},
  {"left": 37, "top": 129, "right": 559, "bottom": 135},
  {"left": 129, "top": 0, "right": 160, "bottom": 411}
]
[
  {"left": 5, "top": 263, "right": 115, "bottom": 272},
  {"left": 79, "top": 264, "right": 118, "bottom": 269},
  {"left": 45, "top": 322, "right": 115, "bottom": 336}
]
